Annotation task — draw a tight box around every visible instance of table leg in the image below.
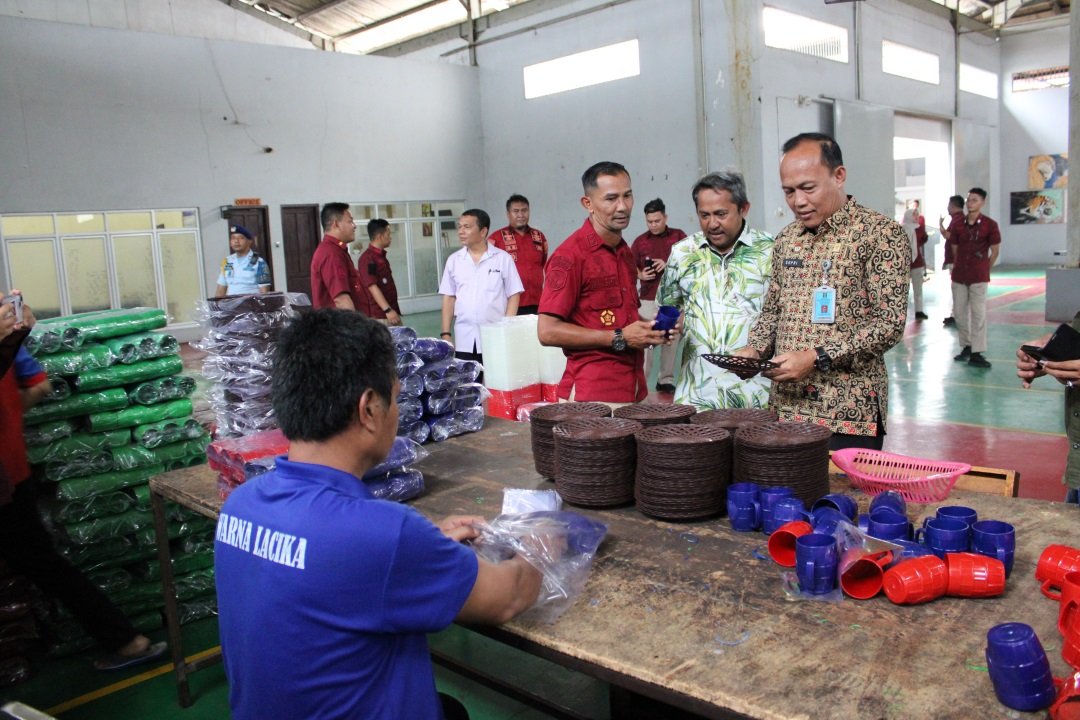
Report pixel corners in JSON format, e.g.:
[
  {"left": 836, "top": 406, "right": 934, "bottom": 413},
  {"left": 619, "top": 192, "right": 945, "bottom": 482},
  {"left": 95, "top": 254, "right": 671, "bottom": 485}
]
[{"left": 151, "top": 488, "right": 190, "bottom": 707}]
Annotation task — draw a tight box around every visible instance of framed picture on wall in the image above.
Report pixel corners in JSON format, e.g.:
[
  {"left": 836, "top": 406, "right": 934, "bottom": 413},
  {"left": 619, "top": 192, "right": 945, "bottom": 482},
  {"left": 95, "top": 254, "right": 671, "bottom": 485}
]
[
  {"left": 1010, "top": 189, "right": 1064, "bottom": 224},
  {"left": 1028, "top": 153, "right": 1068, "bottom": 189}
]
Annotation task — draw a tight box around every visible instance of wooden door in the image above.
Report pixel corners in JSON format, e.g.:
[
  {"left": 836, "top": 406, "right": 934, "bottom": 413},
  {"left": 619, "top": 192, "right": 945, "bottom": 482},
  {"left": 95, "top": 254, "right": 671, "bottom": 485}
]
[
  {"left": 223, "top": 206, "right": 274, "bottom": 286},
  {"left": 281, "top": 204, "right": 320, "bottom": 298}
]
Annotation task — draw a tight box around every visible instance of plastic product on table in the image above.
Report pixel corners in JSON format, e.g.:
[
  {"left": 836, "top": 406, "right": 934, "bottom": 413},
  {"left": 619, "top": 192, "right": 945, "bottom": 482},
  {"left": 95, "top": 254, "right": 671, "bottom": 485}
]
[
  {"left": 397, "top": 374, "right": 424, "bottom": 398},
  {"left": 23, "top": 388, "right": 129, "bottom": 426},
  {"left": 365, "top": 469, "right": 425, "bottom": 502},
  {"left": 398, "top": 421, "right": 431, "bottom": 445},
  {"left": 133, "top": 418, "right": 205, "bottom": 449},
  {"left": 53, "top": 490, "right": 135, "bottom": 524},
  {"left": 40, "top": 377, "right": 73, "bottom": 404},
  {"left": 397, "top": 397, "right": 424, "bottom": 425},
  {"left": 428, "top": 406, "right": 485, "bottom": 442},
  {"left": 426, "top": 383, "right": 488, "bottom": 415},
  {"left": 74, "top": 355, "right": 184, "bottom": 392},
  {"left": 23, "top": 420, "right": 74, "bottom": 447},
  {"left": 424, "top": 366, "right": 465, "bottom": 394},
  {"left": 363, "top": 437, "right": 429, "bottom": 480},
  {"left": 43, "top": 451, "right": 114, "bottom": 482},
  {"left": 388, "top": 326, "right": 418, "bottom": 352},
  {"left": 50, "top": 307, "right": 168, "bottom": 348},
  {"left": 101, "top": 332, "right": 178, "bottom": 364},
  {"left": 395, "top": 351, "right": 424, "bottom": 379},
  {"left": 206, "top": 428, "right": 289, "bottom": 470},
  {"left": 63, "top": 509, "right": 155, "bottom": 545},
  {"left": 109, "top": 445, "right": 161, "bottom": 471},
  {"left": 453, "top": 358, "right": 483, "bottom": 383},
  {"left": 56, "top": 464, "right": 165, "bottom": 501},
  {"left": 87, "top": 398, "right": 192, "bottom": 432},
  {"left": 412, "top": 337, "right": 453, "bottom": 362},
  {"left": 26, "top": 430, "right": 130, "bottom": 465},
  {"left": 35, "top": 345, "right": 114, "bottom": 376},
  {"left": 127, "top": 374, "right": 197, "bottom": 406}
]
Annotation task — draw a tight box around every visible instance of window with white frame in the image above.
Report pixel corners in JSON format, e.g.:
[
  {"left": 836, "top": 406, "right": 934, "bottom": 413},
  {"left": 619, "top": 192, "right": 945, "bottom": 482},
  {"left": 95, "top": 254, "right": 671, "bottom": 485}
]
[
  {"left": 523, "top": 40, "right": 640, "bottom": 100},
  {"left": 763, "top": 7, "right": 849, "bottom": 63},
  {"left": 959, "top": 63, "right": 999, "bottom": 99},
  {"left": 347, "top": 201, "right": 465, "bottom": 299},
  {"left": 1, "top": 209, "right": 204, "bottom": 325},
  {"left": 882, "top": 40, "right": 940, "bottom": 85}
]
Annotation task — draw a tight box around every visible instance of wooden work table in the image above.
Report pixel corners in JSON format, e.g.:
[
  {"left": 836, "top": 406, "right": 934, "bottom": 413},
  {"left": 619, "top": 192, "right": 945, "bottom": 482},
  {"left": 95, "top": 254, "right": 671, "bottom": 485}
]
[{"left": 151, "top": 417, "right": 1074, "bottom": 719}]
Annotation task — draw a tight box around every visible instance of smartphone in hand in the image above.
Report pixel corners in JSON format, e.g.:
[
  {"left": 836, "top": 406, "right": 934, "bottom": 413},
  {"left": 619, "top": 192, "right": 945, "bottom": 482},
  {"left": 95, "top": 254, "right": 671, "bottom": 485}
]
[{"left": 1, "top": 294, "right": 23, "bottom": 324}]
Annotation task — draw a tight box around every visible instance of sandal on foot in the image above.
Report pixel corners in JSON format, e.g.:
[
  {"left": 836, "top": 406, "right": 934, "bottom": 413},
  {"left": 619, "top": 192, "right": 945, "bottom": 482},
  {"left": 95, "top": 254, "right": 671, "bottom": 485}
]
[{"left": 94, "top": 641, "right": 167, "bottom": 671}]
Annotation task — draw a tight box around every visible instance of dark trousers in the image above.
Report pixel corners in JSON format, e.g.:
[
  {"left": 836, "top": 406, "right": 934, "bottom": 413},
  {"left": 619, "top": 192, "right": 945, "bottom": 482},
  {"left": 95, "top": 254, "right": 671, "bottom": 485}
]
[
  {"left": 828, "top": 431, "right": 886, "bottom": 451},
  {"left": 439, "top": 693, "right": 470, "bottom": 720},
  {"left": 516, "top": 305, "right": 539, "bottom": 316},
  {"left": 0, "top": 480, "right": 136, "bottom": 651},
  {"left": 455, "top": 349, "right": 484, "bottom": 386}
]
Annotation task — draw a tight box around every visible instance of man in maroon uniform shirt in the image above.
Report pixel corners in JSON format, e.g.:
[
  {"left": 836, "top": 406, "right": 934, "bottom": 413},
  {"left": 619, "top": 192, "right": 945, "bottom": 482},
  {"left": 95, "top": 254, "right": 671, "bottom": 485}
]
[
  {"left": 631, "top": 198, "right": 686, "bottom": 392},
  {"left": 357, "top": 219, "right": 402, "bottom": 326},
  {"left": 310, "top": 203, "right": 365, "bottom": 310},
  {"left": 490, "top": 194, "right": 548, "bottom": 315}
]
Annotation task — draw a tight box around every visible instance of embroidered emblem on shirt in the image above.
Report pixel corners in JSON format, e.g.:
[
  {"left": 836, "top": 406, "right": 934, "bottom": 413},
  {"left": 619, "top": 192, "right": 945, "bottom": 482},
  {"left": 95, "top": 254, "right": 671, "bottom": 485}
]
[
  {"left": 547, "top": 256, "right": 573, "bottom": 291},
  {"left": 599, "top": 309, "right": 615, "bottom": 326}
]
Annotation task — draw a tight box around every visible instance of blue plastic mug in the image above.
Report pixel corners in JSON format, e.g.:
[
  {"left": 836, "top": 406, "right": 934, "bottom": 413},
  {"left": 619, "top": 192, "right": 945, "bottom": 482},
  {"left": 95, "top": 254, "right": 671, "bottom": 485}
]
[
  {"left": 869, "top": 490, "right": 906, "bottom": 517},
  {"left": 652, "top": 305, "right": 680, "bottom": 332},
  {"left": 796, "top": 533, "right": 839, "bottom": 595},
  {"left": 888, "top": 539, "right": 935, "bottom": 565},
  {"left": 760, "top": 486, "right": 795, "bottom": 535},
  {"left": 811, "top": 507, "right": 848, "bottom": 536},
  {"left": 767, "top": 497, "right": 810, "bottom": 534},
  {"left": 811, "top": 493, "right": 858, "bottom": 521},
  {"left": 985, "top": 623, "right": 1057, "bottom": 712},
  {"left": 936, "top": 505, "right": 978, "bottom": 528},
  {"left": 916, "top": 516, "right": 971, "bottom": 558},
  {"left": 971, "top": 519, "right": 1016, "bottom": 578},
  {"left": 867, "top": 510, "right": 912, "bottom": 541},
  {"left": 726, "top": 482, "right": 762, "bottom": 532}
]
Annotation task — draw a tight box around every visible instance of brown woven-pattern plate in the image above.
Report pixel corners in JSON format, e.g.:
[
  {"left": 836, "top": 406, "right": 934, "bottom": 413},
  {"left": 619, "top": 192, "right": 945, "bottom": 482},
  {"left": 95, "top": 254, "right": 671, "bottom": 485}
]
[
  {"left": 613, "top": 402, "right": 697, "bottom": 427},
  {"left": 688, "top": 408, "right": 779, "bottom": 430},
  {"left": 552, "top": 417, "right": 642, "bottom": 507},
  {"left": 733, "top": 421, "right": 831, "bottom": 507},
  {"left": 529, "top": 402, "right": 611, "bottom": 478},
  {"left": 701, "top": 354, "right": 778, "bottom": 373},
  {"left": 634, "top": 424, "right": 731, "bottom": 521}
]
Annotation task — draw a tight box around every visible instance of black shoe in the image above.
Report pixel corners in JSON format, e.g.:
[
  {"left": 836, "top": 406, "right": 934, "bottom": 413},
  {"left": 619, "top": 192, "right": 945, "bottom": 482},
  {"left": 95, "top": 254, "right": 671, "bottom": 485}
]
[
  {"left": 656, "top": 383, "right": 676, "bottom": 393},
  {"left": 954, "top": 346, "right": 971, "bottom": 361},
  {"left": 943, "top": 317, "right": 956, "bottom": 326},
  {"left": 968, "top": 353, "right": 991, "bottom": 369},
  {"left": 915, "top": 312, "right": 929, "bottom": 320}
]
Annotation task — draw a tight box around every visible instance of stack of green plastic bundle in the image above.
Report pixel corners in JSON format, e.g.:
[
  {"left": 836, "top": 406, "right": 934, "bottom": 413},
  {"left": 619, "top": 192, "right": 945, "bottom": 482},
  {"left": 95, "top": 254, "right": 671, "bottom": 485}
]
[{"left": 21, "top": 308, "right": 217, "bottom": 651}]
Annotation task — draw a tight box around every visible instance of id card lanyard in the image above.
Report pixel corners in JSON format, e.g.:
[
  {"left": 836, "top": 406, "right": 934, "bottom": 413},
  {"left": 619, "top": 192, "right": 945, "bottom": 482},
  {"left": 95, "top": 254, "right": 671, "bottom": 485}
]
[{"left": 811, "top": 259, "right": 836, "bottom": 324}]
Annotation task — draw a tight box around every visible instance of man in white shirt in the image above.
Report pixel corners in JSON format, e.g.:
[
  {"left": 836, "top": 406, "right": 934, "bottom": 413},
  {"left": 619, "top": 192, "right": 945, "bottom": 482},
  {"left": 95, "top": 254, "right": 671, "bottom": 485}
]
[{"left": 439, "top": 209, "right": 524, "bottom": 372}]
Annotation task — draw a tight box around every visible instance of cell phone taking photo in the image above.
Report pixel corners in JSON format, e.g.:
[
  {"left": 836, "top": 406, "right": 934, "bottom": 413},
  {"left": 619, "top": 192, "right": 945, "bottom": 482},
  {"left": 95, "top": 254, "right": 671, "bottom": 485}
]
[{"left": 1, "top": 294, "right": 23, "bottom": 324}]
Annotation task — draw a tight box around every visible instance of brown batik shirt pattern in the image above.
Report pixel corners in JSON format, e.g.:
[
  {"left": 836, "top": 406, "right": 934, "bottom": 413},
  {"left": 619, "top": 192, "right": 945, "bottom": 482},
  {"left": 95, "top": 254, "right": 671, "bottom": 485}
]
[{"left": 747, "top": 197, "right": 909, "bottom": 436}]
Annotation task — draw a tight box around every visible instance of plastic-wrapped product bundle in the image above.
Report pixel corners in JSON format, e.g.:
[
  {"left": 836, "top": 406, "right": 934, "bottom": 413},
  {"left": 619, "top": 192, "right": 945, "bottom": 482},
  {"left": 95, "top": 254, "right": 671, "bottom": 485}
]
[
  {"left": 101, "top": 332, "right": 178, "bottom": 364},
  {"left": 53, "top": 491, "right": 136, "bottom": 524},
  {"left": 365, "top": 469, "right": 425, "bottom": 502},
  {"left": 49, "top": 307, "right": 168, "bottom": 348},
  {"left": 398, "top": 397, "right": 424, "bottom": 425},
  {"left": 35, "top": 345, "right": 114, "bottom": 377},
  {"left": 398, "top": 421, "right": 431, "bottom": 445},
  {"left": 176, "top": 569, "right": 216, "bottom": 601},
  {"left": 388, "top": 326, "right": 418, "bottom": 352},
  {"left": 127, "top": 374, "right": 196, "bottom": 405},
  {"left": 26, "top": 430, "right": 131, "bottom": 465},
  {"left": 86, "top": 568, "right": 134, "bottom": 595},
  {"left": 109, "top": 445, "right": 162, "bottom": 471},
  {"left": 453, "top": 358, "right": 483, "bottom": 383},
  {"left": 132, "top": 516, "right": 214, "bottom": 546},
  {"left": 395, "top": 351, "right": 424, "bottom": 379},
  {"left": 397, "top": 374, "right": 424, "bottom": 398},
  {"left": 23, "top": 420, "right": 74, "bottom": 447},
  {"left": 412, "top": 338, "right": 453, "bottom": 362},
  {"left": 25, "top": 325, "right": 64, "bottom": 355},
  {"left": 177, "top": 595, "right": 218, "bottom": 624},
  {"left": 133, "top": 418, "right": 205, "bottom": 449},
  {"left": 56, "top": 464, "right": 166, "bottom": 501},
  {"left": 364, "top": 438, "right": 429, "bottom": 479},
  {"left": 60, "top": 536, "right": 135, "bottom": 571},
  {"left": 24, "top": 388, "right": 129, "bottom": 426},
  {"left": 426, "top": 383, "right": 488, "bottom": 415},
  {"left": 424, "top": 365, "right": 464, "bottom": 394},
  {"left": 150, "top": 436, "right": 210, "bottom": 466},
  {"left": 63, "top": 509, "right": 155, "bottom": 545},
  {"left": 135, "top": 551, "right": 214, "bottom": 582},
  {"left": 429, "top": 406, "right": 485, "bottom": 442},
  {"left": 74, "top": 355, "right": 183, "bottom": 392},
  {"left": 42, "top": 451, "right": 114, "bottom": 482},
  {"left": 87, "top": 398, "right": 192, "bottom": 432},
  {"left": 40, "top": 377, "right": 73, "bottom": 404}
]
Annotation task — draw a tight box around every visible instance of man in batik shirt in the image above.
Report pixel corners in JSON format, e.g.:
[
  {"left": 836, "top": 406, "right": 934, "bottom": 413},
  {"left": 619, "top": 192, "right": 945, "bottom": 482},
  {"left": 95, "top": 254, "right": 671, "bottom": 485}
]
[
  {"left": 739, "top": 133, "right": 909, "bottom": 451},
  {"left": 659, "top": 172, "right": 774, "bottom": 410}
]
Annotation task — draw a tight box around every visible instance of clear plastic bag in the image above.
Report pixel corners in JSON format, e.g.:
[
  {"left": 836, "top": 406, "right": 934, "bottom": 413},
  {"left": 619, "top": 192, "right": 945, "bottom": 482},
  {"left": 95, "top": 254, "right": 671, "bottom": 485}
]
[
  {"left": 23, "top": 388, "right": 129, "bottom": 426},
  {"left": 128, "top": 374, "right": 197, "bottom": 405},
  {"left": 397, "top": 374, "right": 424, "bottom": 398},
  {"left": 363, "top": 437, "right": 430, "bottom": 479},
  {"left": 23, "top": 420, "right": 74, "bottom": 447},
  {"left": 413, "top": 337, "right": 453, "bottom": 362},
  {"left": 53, "top": 490, "right": 135, "bottom": 524},
  {"left": 453, "top": 358, "right": 483, "bottom": 384},
  {"left": 397, "top": 420, "right": 431, "bottom": 445},
  {"left": 388, "top": 326, "right": 418, "bottom": 352},
  {"left": 429, "top": 406, "right": 485, "bottom": 442},
  {"left": 74, "top": 355, "right": 184, "bottom": 392},
  {"left": 425, "top": 383, "right": 490, "bottom": 415},
  {"left": 364, "top": 468, "right": 425, "bottom": 502},
  {"left": 470, "top": 511, "right": 608, "bottom": 624},
  {"left": 398, "top": 397, "right": 424, "bottom": 425},
  {"left": 35, "top": 344, "right": 114, "bottom": 376}
]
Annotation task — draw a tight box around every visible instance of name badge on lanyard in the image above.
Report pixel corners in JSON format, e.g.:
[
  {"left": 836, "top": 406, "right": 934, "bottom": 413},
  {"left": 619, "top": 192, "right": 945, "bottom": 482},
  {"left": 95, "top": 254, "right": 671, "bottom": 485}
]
[{"left": 812, "top": 260, "right": 836, "bottom": 324}]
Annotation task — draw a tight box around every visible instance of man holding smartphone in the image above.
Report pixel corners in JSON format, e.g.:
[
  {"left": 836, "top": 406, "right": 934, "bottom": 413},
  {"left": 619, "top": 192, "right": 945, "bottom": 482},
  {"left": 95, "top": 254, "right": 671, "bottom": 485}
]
[{"left": 630, "top": 199, "right": 686, "bottom": 393}]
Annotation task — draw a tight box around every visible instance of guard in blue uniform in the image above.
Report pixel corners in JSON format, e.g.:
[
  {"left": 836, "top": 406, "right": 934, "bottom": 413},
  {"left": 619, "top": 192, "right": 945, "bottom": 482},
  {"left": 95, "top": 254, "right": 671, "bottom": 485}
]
[{"left": 215, "top": 225, "right": 271, "bottom": 296}]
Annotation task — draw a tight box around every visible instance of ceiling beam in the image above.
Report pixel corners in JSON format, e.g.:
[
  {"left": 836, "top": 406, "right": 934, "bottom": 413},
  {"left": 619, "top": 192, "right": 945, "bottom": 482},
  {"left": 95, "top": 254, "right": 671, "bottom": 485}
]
[
  {"left": 333, "top": 0, "right": 449, "bottom": 41},
  {"left": 216, "top": 0, "right": 331, "bottom": 48},
  {"left": 297, "top": 0, "right": 355, "bottom": 22}
]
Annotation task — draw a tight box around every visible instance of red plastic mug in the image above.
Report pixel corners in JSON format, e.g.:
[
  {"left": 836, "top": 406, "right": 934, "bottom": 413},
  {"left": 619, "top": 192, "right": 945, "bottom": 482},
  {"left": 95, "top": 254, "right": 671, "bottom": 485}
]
[
  {"left": 767, "top": 520, "right": 813, "bottom": 568},
  {"left": 883, "top": 555, "right": 948, "bottom": 605},
  {"left": 840, "top": 550, "right": 894, "bottom": 600},
  {"left": 1060, "top": 572, "right": 1080, "bottom": 637},
  {"left": 945, "top": 552, "right": 1006, "bottom": 598},
  {"left": 1038, "top": 545, "right": 1080, "bottom": 600},
  {"left": 1065, "top": 617, "right": 1080, "bottom": 671}
]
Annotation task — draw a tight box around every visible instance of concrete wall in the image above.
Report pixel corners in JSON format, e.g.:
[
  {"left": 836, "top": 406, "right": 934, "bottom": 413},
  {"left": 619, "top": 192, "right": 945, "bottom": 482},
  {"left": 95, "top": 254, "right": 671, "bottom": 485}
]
[
  {"left": 0, "top": 13, "right": 483, "bottom": 310},
  {"left": 998, "top": 24, "right": 1070, "bottom": 265}
]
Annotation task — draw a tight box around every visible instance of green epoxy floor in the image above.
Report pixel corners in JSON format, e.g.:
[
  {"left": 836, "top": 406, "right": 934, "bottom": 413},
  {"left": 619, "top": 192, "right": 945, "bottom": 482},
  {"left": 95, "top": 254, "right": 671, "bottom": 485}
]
[{"left": 5, "top": 266, "right": 1072, "bottom": 718}]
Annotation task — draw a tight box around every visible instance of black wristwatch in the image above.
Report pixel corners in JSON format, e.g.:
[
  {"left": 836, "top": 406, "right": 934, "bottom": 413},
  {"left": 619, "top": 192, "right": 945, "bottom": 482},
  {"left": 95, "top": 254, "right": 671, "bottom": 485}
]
[
  {"left": 612, "top": 328, "right": 627, "bottom": 352},
  {"left": 814, "top": 347, "right": 832, "bottom": 372},
  {"left": 382, "top": 307, "right": 392, "bottom": 314}
]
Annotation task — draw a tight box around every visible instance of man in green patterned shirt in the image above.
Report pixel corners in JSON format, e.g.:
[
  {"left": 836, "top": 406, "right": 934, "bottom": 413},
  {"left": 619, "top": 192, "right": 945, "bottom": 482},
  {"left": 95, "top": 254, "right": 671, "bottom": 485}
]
[
  {"left": 738, "top": 133, "right": 909, "bottom": 450},
  {"left": 658, "top": 172, "right": 774, "bottom": 410}
]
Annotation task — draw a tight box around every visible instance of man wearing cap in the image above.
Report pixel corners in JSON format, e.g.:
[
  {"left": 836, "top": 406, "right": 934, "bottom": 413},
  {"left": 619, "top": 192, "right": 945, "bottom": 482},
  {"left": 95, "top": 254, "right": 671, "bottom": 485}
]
[
  {"left": 311, "top": 203, "right": 365, "bottom": 310},
  {"left": 215, "top": 225, "right": 272, "bottom": 297}
]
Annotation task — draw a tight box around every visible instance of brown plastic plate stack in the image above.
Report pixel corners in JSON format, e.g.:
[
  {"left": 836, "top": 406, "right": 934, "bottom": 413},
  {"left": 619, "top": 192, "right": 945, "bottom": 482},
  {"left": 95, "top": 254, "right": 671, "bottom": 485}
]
[
  {"left": 552, "top": 417, "right": 643, "bottom": 507},
  {"left": 634, "top": 424, "right": 732, "bottom": 521},
  {"left": 733, "top": 421, "right": 832, "bottom": 506},
  {"left": 613, "top": 402, "right": 697, "bottom": 428},
  {"left": 529, "top": 402, "right": 612, "bottom": 478},
  {"left": 688, "top": 408, "right": 779, "bottom": 431}
]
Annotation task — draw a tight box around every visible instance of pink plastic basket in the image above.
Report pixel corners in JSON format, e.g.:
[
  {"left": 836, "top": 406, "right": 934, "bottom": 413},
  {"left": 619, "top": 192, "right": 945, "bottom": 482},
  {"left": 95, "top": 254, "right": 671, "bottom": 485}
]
[{"left": 831, "top": 448, "right": 971, "bottom": 503}]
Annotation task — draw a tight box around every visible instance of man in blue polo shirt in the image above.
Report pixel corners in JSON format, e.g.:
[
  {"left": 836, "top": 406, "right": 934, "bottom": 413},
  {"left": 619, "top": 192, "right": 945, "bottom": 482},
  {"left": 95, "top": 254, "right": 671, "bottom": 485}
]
[
  {"left": 215, "top": 309, "right": 541, "bottom": 720},
  {"left": 214, "top": 224, "right": 271, "bottom": 296}
]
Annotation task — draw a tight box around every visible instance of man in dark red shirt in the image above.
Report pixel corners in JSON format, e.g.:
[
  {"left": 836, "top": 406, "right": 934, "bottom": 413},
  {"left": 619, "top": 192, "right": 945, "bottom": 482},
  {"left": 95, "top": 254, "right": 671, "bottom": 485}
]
[
  {"left": 538, "top": 162, "right": 673, "bottom": 404},
  {"left": 939, "top": 194, "right": 965, "bottom": 327},
  {"left": 310, "top": 203, "right": 364, "bottom": 310},
  {"left": 630, "top": 198, "right": 686, "bottom": 392},
  {"left": 949, "top": 188, "right": 1001, "bottom": 369},
  {"left": 489, "top": 194, "right": 548, "bottom": 315},
  {"left": 357, "top": 219, "right": 402, "bottom": 325}
]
